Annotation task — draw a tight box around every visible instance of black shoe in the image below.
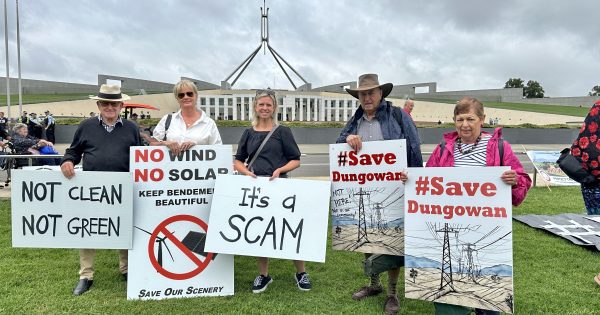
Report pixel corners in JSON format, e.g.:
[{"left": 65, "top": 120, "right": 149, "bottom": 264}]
[
  {"left": 73, "top": 278, "right": 93, "bottom": 296},
  {"left": 122, "top": 273, "right": 127, "bottom": 281},
  {"left": 252, "top": 275, "right": 273, "bottom": 293},
  {"left": 295, "top": 272, "right": 312, "bottom": 291}
]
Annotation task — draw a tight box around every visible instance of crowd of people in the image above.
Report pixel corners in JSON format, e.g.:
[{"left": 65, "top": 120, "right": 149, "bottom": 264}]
[{"left": 5, "top": 74, "right": 596, "bottom": 314}]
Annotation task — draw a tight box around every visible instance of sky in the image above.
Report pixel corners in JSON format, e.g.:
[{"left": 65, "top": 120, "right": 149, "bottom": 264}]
[{"left": 1, "top": 0, "right": 598, "bottom": 97}]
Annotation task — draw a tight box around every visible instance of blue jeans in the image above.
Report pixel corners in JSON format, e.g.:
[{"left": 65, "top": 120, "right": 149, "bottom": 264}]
[{"left": 581, "top": 184, "right": 600, "bottom": 215}]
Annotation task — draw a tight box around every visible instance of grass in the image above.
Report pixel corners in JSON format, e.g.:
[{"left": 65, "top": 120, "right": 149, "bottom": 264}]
[
  {"left": 0, "top": 93, "right": 91, "bottom": 105},
  {"left": 0, "top": 186, "right": 598, "bottom": 314},
  {"left": 416, "top": 98, "right": 590, "bottom": 117}
]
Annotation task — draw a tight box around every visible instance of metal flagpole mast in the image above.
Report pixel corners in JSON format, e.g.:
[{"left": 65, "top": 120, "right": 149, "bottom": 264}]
[
  {"left": 16, "top": 0, "right": 21, "bottom": 115},
  {"left": 3, "top": 0, "right": 10, "bottom": 120}
]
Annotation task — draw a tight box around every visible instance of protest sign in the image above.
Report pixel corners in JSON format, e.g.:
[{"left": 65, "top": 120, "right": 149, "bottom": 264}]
[
  {"left": 205, "top": 174, "right": 330, "bottom": 262},
  {"left": 11, "top": 170, "right": 132, "bottom": 249},
  {"left": 404, "top": 167, "right": 514, "bottom": 314},
  {"left": 526, "top": 150, "right": 578, "bottom": 186},
  {"left": 127, "top": 145, "right": 234, "bottom": 300},
  {"left": 329, "top": 140, "right": 407, "bottom": 255}
]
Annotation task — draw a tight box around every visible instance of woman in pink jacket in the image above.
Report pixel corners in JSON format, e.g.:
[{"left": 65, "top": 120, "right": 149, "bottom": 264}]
[{"left": 403, "top": 97, "right": 531, "bottom": 315}]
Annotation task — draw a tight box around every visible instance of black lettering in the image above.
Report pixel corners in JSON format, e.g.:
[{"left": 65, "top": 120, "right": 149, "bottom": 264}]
[
  {"left": 282, "top": 218, "right": 304, "bottom": 253},
  {"left": 282, "top": 195, "right": 296, "bottom": 213},
  {"left": 244, "top": 216, "right": 263, "bottom": 243},
  {"left": 260, "top": 217, "right": 277, "bottom": 250},
  {"left": 219, "top": 215, "right": 244, "bottom": 242}
]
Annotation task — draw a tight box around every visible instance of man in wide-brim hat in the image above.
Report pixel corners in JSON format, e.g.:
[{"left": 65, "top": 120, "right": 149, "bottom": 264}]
[
  {"left": 336, "top": 74, "right": 423, "bottom": 315},
  {"left": 60, "top": 84, "right": 141, "bottom": 296}
]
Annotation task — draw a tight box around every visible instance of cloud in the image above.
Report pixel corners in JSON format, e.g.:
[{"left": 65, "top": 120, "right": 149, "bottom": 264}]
[{"left": 0, "top": 0, "right": 596, "bottom": 97}]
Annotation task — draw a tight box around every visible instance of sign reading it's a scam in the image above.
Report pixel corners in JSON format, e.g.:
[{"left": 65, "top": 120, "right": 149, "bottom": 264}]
[
  {"left": 205, "top": 175, "right": 330, "bottom": 262},
  {"left": 11, "top": 170, "right": 133, "bottom": 249}
]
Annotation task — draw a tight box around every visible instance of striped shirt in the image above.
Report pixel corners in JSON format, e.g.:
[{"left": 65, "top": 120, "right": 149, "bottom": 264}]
[
  {"left": 356, "top": 113, "right": 384, "bottom": 142},
  {"left": 454, "top": 134, "right": 490, "bottom": 167}
]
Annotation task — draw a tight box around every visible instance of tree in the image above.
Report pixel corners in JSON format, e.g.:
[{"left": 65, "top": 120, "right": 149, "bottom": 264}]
[
  {"left": 504, "top": 78, "right": 524, "bottom": 89},
  {"left": 524, "top": 80, "right": 545, "bottom": 98},
  {"left": 409, "top": 268, "right": 418, "bottom": 283},
  {"left": 589, "top": 85, "right": 600, "bottom": 96}
]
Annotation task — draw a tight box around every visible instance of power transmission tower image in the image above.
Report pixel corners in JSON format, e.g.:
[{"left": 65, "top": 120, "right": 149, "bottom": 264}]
[
  {"left": 436, "top": 223, "right": 460, "bottom": 291},
  {"left": 354, "top": 188, "right": 370, "bottom": 244}
]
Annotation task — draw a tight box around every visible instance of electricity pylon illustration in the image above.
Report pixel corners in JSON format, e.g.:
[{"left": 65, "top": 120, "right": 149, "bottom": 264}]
[
  {"left": 436, "top": 223, "right": 463, "bottom": 291},
  {"left": 354, "top": 188, "right": 370, "bottom": 243}
]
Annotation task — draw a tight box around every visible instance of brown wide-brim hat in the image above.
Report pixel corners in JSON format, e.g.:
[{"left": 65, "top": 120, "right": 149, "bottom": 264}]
[
  {"left": 89, "top": 84, "right": 131, "bottom": 102},
  {"left": 345, "top": 73, "right": 393, "bottom": 99}
]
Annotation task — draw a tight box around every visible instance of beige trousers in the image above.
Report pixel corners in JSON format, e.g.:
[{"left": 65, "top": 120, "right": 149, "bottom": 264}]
[{"left": 79, "top": 249, "right": 128, "bottom": 279}]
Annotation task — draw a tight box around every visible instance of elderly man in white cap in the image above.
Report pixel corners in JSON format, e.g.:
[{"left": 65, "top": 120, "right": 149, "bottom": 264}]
[
  {"left": 60, "top": 84, "right": 141, "bottom": 296},
  {"left": 336, "top": 73, "right": 422, "bottom": 315}
]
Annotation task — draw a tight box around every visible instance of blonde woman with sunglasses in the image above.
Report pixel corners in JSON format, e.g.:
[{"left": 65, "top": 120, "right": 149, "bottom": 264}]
[{"left": 152, "top": 80, "right": 222, "bottom": 154}]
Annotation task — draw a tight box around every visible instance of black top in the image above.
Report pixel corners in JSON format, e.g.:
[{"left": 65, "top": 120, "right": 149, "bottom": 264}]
[
  {"left": 61, "top": 117, "right": 141, "bottom": 172},
  {"left": 235, "top": 126, "right": 300, "bottom": 177}
]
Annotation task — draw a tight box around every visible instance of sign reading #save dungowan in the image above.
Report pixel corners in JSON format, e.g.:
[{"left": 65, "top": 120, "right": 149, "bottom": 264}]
[
  {"left": 205, "top": 175, "right": 330, "bottom": 262},
  {"left": 11, "top": 170, "right": 132, "bottom": 249}
]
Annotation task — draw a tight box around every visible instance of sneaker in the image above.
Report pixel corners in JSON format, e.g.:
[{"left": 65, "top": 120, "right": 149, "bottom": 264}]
[
  {"left": 252, "top": 275, "right": 273, "bottom": 293},
  {"left": 352, "top": 285, "right": 383, "bottom": 300},
  {"left": 295, "top": 272, "right": 312, "bottom": 291}
]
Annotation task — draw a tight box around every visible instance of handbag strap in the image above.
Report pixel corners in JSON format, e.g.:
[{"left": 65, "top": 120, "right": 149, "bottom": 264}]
[{"left": 247, "top": 124, "right": 279, "bottom": 170}]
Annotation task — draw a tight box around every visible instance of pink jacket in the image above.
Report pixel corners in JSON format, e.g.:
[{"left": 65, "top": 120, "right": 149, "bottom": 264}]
[{"left": 426, "top": 128, "right": 531, "bottom": 206}]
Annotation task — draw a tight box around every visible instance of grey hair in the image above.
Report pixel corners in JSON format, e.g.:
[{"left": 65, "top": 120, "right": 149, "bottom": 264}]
[{"left": 13, "top": 123, "right": 27, "bottom": 132}]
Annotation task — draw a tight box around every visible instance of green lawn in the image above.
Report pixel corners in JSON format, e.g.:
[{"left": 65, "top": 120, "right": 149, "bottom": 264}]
[
  {"left": 0, "top": 93, "right": 91, "bottom": 105},
  {"left": 416, "top": 98, "right": 590, "bottom": 118},
  {"left": 0, "top": 186, "right": 597, "bottom": 314}
]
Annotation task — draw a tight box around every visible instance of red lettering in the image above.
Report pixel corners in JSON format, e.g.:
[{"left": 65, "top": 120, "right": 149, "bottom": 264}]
[
  {"left": 348, "top": 151, "right": 358, "bottom": 166},
  {"left": 431, "top": 177, "right": 443, "bottom": 195},
  {"left": 134, "top": 149, "right": 164, "bottom": 163},
  {"left": 134, "top": 169, "right": 164, "bottom": 182},
  {"left": 462, "top": 182, "right": 480, "bottom": 196},
  {"left": 332, "top": 171, "right": 340, "bottom": 181},
  {"left": 384, "top": 153, "right": 396, "bottom": 164},
  {"left": 407, "top": 200, "right": 418, "bottom": 213},
  {"left": 480, "top": 183, "right": 497, "bottom": 196}
]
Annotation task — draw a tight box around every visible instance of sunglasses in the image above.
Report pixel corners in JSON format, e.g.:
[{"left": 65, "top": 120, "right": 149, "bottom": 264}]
[
  {"left": 255, "top": 89, "right": 275, "bottom": 97},
  {"left": 98, "top": 101, "right": 121, "bottom": 107},
  {"left": 177, "top": 91, "right": 195, "bottom": 99}
]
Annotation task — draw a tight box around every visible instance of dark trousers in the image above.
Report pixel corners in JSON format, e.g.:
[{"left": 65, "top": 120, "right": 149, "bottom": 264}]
[{"left": 45, "top": 128, "right": 55, "bottom": 143}]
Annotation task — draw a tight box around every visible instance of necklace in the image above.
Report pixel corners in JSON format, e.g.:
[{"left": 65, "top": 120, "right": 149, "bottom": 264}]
[{"left": 457, "top": 134, "right": 482, "bottom": 154}]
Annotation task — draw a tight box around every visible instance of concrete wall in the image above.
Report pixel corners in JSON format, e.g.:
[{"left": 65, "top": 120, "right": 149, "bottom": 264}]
[
  {"left": 389, "top": 82, "right": 437, "bottom": 98},
  {"left": 312, "top": 81, "right": 357, "bottom": 94},
  {"left": 415, "top": 88, "right": 523, "bottom": 102},
  {"left": 97, "top": 74, "right": 173, "bottom": 94},
  {"left": 0, "top": 77, "right": 98, "bottom": 95},
  {"left": 180, "top": 77, "right": 220, "bottom": 90},
  {"left": 502, "top": 95, "right": 600, "bottom": 107}
]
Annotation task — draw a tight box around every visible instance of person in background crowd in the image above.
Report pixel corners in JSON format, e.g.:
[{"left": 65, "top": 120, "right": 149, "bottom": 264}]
[
  {"left": 60, "top": 84, "right": 141, "bottom": 296},
  {"left": 11, "top": 122, "right": 56, "bottom": 165},
  {"left": 43, "top": 110, "right": 56, "bottom": 144},
  {"left": 569, "top": 100, "right": 600, "bottom": 285},
  {"left": 89, "top": 111, "right": 96, "bottom": 118},
  {"left": 403, "top": 98, "right": 414, "bottom": 119},
  {"left": 233, "top": 89, "right": 310, "bottom": 294},
  {"left": 29, "top": 112, "right": 43, "bottom": 139},
  {"left": 0, "top": 111, "right": 9, "bottom": 140},
  {"left": 337, "top": 73, "right": 423, "bottom": 315},
  {"left": 151, "top": 79, "right": 221, "bottom": 154},
  {"left": 403, "top": 96, "right": 531, "bottom": 315}
]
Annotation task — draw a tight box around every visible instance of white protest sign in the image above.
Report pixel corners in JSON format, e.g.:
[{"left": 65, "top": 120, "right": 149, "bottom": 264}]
[
  {"left": 329, "top": 139, "right": 407, "bottom": 255},
  {"left": 127, "top": 145, "right": 234, "bottom": 300},
  {"left": 205, "top": 174, "right": 330, "bottom": 262},
  {"left": 526, "top": 150, "right": 578, "bottom": 186},
  {"left": 11, "top": 170, "right": 132, "bottom": 249},
  {"left": 404, "top": 167, "right": 514, "bottom": 314}
]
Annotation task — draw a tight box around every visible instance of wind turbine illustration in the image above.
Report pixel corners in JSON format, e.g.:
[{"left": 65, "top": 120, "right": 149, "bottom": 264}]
[{"left": 135, "top": 226, "right": 175, "bottom": 267}]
